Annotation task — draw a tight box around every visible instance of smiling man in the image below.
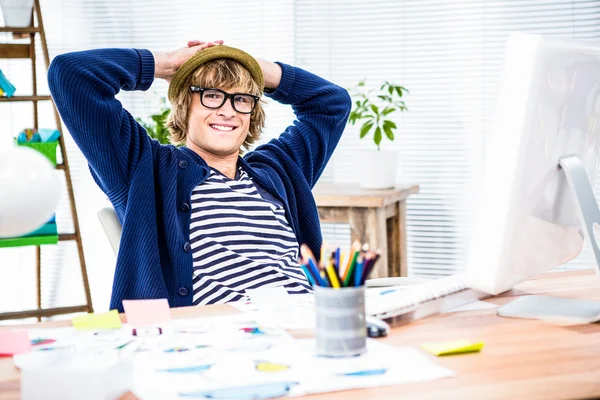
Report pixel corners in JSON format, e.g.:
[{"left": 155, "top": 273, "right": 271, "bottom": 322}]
[{"left": 48, "top": 41, "right": 351, "bottom": 311}]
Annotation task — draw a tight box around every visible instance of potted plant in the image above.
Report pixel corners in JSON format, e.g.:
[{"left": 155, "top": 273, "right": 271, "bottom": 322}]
[{"left": 348, "top": 80, "right": 408, "bottom": 189}]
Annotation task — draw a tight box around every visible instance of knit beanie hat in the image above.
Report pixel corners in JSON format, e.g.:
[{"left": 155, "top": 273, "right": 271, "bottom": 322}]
[{"left": 167, "top": 45, "right": 264, "bottom": 103}]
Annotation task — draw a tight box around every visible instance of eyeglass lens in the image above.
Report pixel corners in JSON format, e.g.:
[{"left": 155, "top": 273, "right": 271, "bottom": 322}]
[{"left": 201, "top": 89, "right": 255, "bottom": 113}]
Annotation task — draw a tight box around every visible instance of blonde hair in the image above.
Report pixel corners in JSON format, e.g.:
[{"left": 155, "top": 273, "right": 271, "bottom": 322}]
[{"left": 166, "top": 59, "right": 265, "bottom": 151}]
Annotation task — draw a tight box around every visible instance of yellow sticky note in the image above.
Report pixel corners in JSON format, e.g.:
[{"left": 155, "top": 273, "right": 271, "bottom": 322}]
[
  {"left": 422, "top": 340, "right": 484, "bottom": 356},
  {"left": 72, "top": 309, "right": 122, "bottom": 330}
]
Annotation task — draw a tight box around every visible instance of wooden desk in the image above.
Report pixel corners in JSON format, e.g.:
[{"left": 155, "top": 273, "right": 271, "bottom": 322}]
[
  {"left": 2, "top": 270, "right": 600, "bottom": 399},
  {"left": 312, "top": 183, "right": 419, "bottom": 278}
]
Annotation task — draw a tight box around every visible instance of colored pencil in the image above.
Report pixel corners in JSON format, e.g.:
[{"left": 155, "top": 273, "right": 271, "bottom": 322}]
[
  {"left": 300, "top": 242, "right": 381, "bottom": 288},
  {"left": 325, "top": 263, "right": 341, "bottom": 288},
  {"left": 343, "top": 250, "right": 359, "bottom": 287},
  {"left": 300, "top": 264, "right": 316, "bottom": 286},
  {"left": 354, "top": 255, "right": 365, "bottom": 287}
]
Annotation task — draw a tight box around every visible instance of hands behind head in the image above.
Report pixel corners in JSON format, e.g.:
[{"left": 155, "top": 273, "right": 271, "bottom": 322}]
[
  {"left": 154, "top": 40, "right": 281, "bottom": 91},
  {"left": 153, "top": 40, "right": 224, "bottom": 82}
]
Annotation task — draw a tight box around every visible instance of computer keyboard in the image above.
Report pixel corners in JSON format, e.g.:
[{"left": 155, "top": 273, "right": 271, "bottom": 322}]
[{"left": 365, "top": 274, "right": 488, "bottom": 326}]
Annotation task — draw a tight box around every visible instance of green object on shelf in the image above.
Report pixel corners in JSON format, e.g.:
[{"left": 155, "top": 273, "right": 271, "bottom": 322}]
[
  {"left": 16, "top": 141, "right": 58, "bottom": 166},
  {"left": 0, "top": 235, "right": 58, "bottom": 248}
]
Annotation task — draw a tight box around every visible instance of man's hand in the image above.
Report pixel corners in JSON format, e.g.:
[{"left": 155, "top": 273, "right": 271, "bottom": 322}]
[
  {"left": 153, "top": 40, "right": 224, "bottom": 82},
  {"left": 187, "top": 42, "right": 282, "bottom": 91},
  {"left": 257, "top": 59, "right": 282, "bottom": 91}
]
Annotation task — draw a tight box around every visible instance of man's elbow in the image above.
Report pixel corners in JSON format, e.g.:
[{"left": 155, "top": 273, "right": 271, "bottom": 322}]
[
  {"left": 48, "top": 54, "right": 65, "bottom": 82},
  {"left": 48, "top": 53, "right": 77, "bottom": 95},
  {"left": 342, "top": 88, "right": 352, "bottom": 118},
  {"left": 335, "top": 87, "right": 352, "bottom": 121}
]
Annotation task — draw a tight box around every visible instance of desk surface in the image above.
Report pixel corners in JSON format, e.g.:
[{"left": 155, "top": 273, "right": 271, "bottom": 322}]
[
  {"left": 313, "top": 183, "right": 419, "bottom": 208},
  {"left": 1, "top": 270, "right": 600, "bottom": 400}
]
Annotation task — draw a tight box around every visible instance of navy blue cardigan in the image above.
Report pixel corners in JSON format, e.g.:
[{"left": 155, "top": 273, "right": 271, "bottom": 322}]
[{"left": 48, "top": 48, "right": 351, "bottom": 311}]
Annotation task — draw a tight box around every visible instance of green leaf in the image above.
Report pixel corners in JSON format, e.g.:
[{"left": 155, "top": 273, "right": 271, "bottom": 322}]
[
  {"left": 383, "top": 125, "right": 395, "bottom": 141},
  {"left": 383, "top": 120, "right": 397, "bottom": 129},
  {"left": 137, "top": 105, "right": 172, "bottom": 145},
  {"left": 350, "top": 79, "right": 408, "bottom": 147},
  {"left": 360, "top": 121, "right": 374, "bottom": 138},
  {"left": 374, "top": 126, "right": 382, "bottom": 146}
]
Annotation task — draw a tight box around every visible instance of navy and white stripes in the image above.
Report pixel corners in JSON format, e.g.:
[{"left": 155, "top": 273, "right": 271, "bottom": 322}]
[{"left": 191, "top": 167, "right": 312, "bottom": 305}]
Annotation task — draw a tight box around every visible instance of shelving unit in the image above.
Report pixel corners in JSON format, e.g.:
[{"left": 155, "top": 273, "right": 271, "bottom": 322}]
[{"left": 0, "top": 0, "right": 93, "bottom": 321}]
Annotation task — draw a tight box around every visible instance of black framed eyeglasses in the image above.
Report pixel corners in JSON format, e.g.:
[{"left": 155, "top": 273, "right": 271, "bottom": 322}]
[{"left": 190, "top": 86, "right": 259, "bottom": 114}]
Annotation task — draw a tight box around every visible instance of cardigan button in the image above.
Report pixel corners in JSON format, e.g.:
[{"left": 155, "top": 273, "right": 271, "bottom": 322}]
[
  {"left": 180, "top": 203, "right": 190, "bottom": 212},
  {"left": 178, "top": 160, "right": 188, "bottom": 169},
  {"left": 178, "top": 287, "right": 188, "bottom": 296},
  {"left": 183, "top": 242, "right": 191, "bottom": 252}
]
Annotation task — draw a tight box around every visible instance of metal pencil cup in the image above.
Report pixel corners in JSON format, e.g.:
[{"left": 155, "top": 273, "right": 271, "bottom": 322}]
[{"left": 314, "top": 285, "right": 366, "bottom": 357}]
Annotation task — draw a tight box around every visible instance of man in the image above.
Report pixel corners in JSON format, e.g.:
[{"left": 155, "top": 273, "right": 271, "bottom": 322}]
[{"left": 48, "top": 40, "right": 351, "bottom": 311}]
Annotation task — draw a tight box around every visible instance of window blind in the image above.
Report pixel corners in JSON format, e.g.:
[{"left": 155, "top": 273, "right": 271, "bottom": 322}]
[
  {"left": 295, "top": 0, "right": 600, "bottom": 277},
  {"left": 2, "top": 1, "right": 599, "bottom": 317}
]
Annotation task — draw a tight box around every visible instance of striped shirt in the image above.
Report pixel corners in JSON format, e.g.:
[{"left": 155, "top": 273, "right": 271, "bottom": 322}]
[{"left": 190, "top": 167, "right": 312, "bottom": 305}]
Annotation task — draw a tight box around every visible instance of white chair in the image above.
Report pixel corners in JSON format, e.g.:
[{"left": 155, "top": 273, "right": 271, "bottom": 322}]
[{"left": 97, "top": 206, "right": 122, "bottom": 256}]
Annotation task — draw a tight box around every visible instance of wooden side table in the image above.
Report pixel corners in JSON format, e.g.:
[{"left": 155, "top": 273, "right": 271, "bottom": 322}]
[{"left": 312, "top": 183, "right": 419, "bottom": 279}]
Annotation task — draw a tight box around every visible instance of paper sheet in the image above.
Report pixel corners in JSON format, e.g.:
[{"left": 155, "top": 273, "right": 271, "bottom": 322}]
[
  {"left": 72, "top": 310, "right": 122, "bottom": 330},
  {"left": 13, "top": 313, "right": 454, "bottom": 399},
  {"left": 122, "top": 299, "right": 171, "bottom": 327},
  {"left": 422, "top": 340, "right": 484, "bottom": 356},
  {"left": 0, "top": 331, "right": 31, "bottom": 356},
  {"left": 232, "top": 289, "right": 316, "bottom": 330},
  {"left": 133, "top": 339, "right": 454, "bottom": 399}
]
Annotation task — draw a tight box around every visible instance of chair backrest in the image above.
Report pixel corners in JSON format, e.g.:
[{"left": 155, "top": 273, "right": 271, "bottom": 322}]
[{"left": 97, "top": 206, "right": 122, "bottom": 256}]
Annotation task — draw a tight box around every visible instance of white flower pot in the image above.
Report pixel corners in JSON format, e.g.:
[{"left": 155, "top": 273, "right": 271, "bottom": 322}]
[
  {"left": 0, "top": 0, "right": 34, "bottom": 27},
  {"left": 359, "top": 149, "right": 398, "bottom": 189}
]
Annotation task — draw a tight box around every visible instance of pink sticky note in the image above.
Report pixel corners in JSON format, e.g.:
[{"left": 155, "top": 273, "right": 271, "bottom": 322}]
[
  {"left": 0, "top": 331, "right": 32, "bottom": 357},
  {"left": 122, "top": 299, "right": 172, "bottom": 327}
]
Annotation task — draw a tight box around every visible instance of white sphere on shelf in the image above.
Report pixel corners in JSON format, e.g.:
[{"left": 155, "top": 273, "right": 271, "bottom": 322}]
[{"left": 0, "top": 145, "right": 61, "bottom": 238}]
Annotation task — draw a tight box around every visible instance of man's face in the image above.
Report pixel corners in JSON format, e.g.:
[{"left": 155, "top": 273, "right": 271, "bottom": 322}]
[{"left": 186, "top": 86, "right": 252, "bottom": 157}]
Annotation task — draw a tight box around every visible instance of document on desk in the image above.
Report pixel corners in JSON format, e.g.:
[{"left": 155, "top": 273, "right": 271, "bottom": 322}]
[
  {"left": 12, "top": 313, "right": 454, "bottom": 399},
  {"left": 232, "top": 287, "right": 316, "bottom": 330},
  {"left": 133, "top": 339, "right": 455, "bottom": 399},
  {"left": 289, "top": 340, "right": 455, "bottom": 396}
]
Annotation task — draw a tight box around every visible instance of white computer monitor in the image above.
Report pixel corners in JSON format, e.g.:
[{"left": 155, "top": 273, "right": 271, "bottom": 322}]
[{"left": 466, "top": 32, "right": 600, "bottom": 295}]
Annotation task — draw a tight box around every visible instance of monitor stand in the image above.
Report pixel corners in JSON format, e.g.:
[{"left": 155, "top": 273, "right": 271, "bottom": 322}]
[
  {"left": 497, "top": 156, "right": 600, "bottom": 323},
  {"left": 559, "top": 155, "right": 600, "bottom": 276}
]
